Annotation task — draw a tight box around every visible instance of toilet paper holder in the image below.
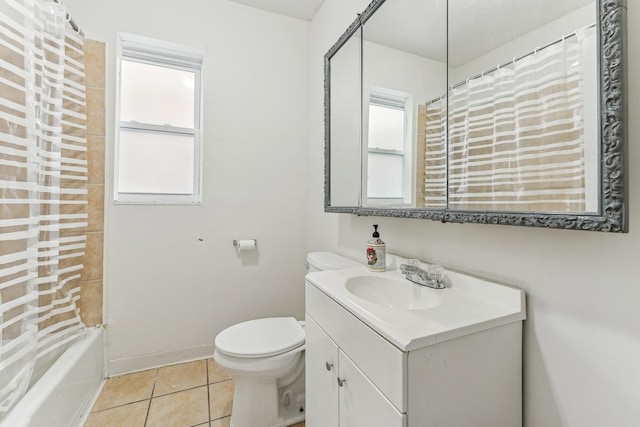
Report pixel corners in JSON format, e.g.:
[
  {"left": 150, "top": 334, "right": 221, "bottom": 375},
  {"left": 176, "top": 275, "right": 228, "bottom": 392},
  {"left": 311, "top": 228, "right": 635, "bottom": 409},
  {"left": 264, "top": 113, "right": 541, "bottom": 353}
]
[{"left": 233, "top": 239, "right": 257, "bottom": 247}]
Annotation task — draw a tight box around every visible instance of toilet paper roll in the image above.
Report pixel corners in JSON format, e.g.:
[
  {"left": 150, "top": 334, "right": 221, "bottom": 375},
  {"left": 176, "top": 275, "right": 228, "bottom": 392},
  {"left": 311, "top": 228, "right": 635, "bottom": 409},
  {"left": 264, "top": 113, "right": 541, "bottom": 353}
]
[{"left": 236, "top": 239, "right": 256, "bottom": 251}]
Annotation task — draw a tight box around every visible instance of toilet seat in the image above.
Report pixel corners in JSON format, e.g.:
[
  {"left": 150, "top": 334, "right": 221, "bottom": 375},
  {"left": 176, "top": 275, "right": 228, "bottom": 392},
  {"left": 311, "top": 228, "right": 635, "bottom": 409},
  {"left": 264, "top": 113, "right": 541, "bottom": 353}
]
[{"left": 215, "top": 317, "right": 304, "bottom": 359}]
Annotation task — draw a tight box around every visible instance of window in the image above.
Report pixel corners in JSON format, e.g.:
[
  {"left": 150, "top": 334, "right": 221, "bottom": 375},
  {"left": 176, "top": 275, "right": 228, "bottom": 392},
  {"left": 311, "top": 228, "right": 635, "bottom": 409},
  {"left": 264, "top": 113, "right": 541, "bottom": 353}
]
[
  {"left": 116, "top": 33, "right": 203, "bottom": 203},
  {"left": 366, "top": 90, "right": 412, "bottom": 205}
]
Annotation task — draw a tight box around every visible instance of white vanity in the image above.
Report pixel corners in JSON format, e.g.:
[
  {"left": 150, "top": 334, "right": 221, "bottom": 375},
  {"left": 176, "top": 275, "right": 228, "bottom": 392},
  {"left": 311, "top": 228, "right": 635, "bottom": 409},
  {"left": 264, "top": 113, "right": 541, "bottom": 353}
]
[{"left": 304, "top": 263, "right": 526, "bottom": 427}]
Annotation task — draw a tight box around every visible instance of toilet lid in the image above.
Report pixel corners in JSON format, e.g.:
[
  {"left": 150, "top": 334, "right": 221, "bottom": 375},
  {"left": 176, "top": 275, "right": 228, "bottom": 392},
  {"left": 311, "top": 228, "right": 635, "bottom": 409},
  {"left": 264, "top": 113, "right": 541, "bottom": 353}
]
[{"left": 215, "top": 317, "right": 305, "bottom": 358}]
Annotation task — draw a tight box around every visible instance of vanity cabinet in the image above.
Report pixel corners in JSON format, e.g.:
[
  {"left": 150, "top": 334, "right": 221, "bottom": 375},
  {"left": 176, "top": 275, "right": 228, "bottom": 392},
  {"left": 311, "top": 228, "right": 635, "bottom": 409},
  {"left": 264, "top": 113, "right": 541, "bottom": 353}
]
[
  {"left": 305, "top": 280, "right": 523, "bottom": 427},
  {"left": 306, "top": 316, "right": 405, "bottom": 427}
]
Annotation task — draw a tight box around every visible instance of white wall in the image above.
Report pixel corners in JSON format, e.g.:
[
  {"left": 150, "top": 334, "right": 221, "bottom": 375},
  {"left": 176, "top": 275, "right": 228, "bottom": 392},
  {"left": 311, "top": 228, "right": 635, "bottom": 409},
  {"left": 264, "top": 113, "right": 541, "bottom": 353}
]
[
  {"left": 309, "top": 1, "right": 640, "bottom": 427},
  {"left": 364, "top": 40, "right": 445, "bottom": 105},
  {"left": 450, "top": 3, "right": 596, "bottom": 82},
  {"left": 64, "top": 0, "right": 309, "bottom": 374}
]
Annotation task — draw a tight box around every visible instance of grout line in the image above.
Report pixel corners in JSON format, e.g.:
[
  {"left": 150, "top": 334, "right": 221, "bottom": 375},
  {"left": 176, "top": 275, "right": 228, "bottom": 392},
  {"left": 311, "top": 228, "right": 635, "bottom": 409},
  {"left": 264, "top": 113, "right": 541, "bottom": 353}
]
[
  {"left": 89, "top": 398, "right": 150, "bottom": 414},
  {"left": 142, "top": 368, "right": 158, "bottom": 427},
  {"left": 91, "top": 381, "right": 221, "bottom": 413},
  {"left": 148, "top": 382, "right": 214, "bottom": 398},
  {"left": 206, "top": 358, "right": 212, "bottom": 423}
]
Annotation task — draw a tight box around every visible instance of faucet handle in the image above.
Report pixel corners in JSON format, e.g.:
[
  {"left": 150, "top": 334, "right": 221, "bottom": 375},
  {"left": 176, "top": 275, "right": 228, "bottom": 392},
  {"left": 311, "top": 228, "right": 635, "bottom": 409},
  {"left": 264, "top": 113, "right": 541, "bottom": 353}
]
[
  {"left": 427, "top": 265, "right": 444, "bottom": 282},
  {"left": 400, "top": 263, "right": 418, "bottom": 272}
]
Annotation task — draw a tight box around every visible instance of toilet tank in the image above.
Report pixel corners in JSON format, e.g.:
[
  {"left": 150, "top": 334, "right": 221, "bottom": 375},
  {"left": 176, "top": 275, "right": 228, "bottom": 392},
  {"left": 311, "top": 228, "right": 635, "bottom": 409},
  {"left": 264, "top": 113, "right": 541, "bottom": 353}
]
[{"left": 306, "top": 251, "right": 360, "bottom": 273}]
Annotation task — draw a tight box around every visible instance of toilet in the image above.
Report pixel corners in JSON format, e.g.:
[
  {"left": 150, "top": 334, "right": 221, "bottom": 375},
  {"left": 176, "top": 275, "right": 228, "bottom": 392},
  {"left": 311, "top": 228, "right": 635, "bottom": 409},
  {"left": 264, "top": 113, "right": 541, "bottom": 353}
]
[{"left": 213, "top": 252, "right": 360, "bottom": 427}]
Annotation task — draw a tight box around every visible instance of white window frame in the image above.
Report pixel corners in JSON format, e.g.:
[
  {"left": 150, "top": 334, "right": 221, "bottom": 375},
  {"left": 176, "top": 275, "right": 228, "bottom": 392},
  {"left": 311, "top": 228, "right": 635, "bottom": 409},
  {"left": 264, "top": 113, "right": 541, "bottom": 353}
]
[
  {"left": 364, "top": 89, "right": 414, "bottom": 206},
  {"left": 115, "top": 33, "right": 204, "bottom": 204}
]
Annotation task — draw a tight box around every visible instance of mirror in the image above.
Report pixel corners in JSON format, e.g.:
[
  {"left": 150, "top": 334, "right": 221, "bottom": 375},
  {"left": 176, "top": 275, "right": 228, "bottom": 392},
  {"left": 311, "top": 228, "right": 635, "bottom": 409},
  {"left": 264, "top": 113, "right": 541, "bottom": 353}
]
[
  {"left": 447, "top": 0, "right": 598, "bottom": 214},
  {"left": 361, "top": 0, "right": 447, "bottom": 208},
  {"left": 324, "top": 0, "right": 627, "bottom": 232},
  {"left": 327, "top": 24, "right": 362, "bottom": 208}
]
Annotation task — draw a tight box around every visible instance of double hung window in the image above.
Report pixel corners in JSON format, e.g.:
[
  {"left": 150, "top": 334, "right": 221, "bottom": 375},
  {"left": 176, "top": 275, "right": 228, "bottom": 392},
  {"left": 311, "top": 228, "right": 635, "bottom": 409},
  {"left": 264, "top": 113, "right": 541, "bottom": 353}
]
[
  {"left": 366, "top": 90, "right": 412, "bottom": 205},
  {"left": 116, "top": 34, "right": 203, "bottom": 203}
]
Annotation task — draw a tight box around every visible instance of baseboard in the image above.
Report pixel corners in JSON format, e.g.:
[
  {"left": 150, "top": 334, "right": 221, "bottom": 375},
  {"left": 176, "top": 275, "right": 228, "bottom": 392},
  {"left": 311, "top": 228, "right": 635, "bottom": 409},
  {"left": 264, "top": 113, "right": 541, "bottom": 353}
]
[{"left": 107, "top": 344, "right": 214, "bottom": 377}]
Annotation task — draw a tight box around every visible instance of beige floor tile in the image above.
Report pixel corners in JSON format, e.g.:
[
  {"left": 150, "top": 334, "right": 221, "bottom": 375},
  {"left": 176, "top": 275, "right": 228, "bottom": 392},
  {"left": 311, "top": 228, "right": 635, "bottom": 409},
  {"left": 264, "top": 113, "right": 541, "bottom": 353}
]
[
  {"left": 146, "top": 386, "right": 209, "bottom": 427},
  {"left": 154, "top": 359, "right": 207, "bottom": 396},
  {"left": 84, "top": 400, "right": 148, "bottom": 427},
  {"left": 207, "top": 358, "right": 231, "bottom": 384},
  {"left": 209, "top": 379, "right": 235, "bottom": 420},
  {"left": 210, "top": 416, "right": 230, "bottom": 427},
  {"left": 290, "top": 422, "right": 306, "bottom": 427},
  {"left": 92, "top": 369, "right": 156, "bottom": 412}
]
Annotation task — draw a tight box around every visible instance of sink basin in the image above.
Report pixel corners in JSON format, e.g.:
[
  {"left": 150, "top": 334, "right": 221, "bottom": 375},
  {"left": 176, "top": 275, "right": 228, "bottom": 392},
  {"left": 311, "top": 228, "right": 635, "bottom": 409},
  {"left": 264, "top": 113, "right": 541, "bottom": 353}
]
[
  {"left": 345, "top": 276, "right": 442, "bottom": 310},
  {"left": 306, "top": 265, "right": 526, "bottom": 351}
]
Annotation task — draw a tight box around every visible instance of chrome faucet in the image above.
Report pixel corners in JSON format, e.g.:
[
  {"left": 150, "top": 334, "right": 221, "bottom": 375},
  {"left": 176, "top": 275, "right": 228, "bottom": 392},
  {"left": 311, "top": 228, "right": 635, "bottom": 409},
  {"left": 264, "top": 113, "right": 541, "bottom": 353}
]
[{"left": 399, "top": 263, "right": 445, "bottom": 289}]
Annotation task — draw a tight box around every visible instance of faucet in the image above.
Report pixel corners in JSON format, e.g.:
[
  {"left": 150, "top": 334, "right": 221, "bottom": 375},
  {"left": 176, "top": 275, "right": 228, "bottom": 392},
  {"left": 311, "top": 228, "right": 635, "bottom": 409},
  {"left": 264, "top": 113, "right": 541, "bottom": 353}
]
[{"left": 399, "top": 263, "right": 445, "bottom": 289}]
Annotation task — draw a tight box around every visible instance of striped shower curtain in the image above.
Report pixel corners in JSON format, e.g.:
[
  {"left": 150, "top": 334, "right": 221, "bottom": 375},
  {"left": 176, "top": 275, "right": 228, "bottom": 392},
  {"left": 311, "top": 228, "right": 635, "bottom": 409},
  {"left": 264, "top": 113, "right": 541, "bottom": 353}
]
[
  {"left": 418, "top": 99, "right": 447, "bottom": 209},
  {"left": 444, "top": 26, "right": 596, "bottom": 212},
  {"left": 0, "top": 0, "right": 87, "bottom": 417}
]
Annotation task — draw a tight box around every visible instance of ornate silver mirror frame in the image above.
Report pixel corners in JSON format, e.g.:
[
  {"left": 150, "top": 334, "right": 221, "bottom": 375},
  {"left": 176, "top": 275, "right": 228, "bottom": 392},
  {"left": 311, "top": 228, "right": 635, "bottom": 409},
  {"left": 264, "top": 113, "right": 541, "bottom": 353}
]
[{"left": 324, "top": 0, "right": 627, "bottom": 232}]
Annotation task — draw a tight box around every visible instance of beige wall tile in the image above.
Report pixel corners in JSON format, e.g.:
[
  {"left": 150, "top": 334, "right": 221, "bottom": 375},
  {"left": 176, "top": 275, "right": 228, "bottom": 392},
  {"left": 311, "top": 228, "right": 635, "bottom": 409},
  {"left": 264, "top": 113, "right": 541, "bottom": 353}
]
[
  {"left": 207, "top": 358, "right": 231, "bottom": 384},
  {"left": 87, "top": 184, "right": 104, "bottom": 232},
  {"left": 80, "top": 38, "right": 105, "bottom": 342},
  {"left": 81, "top": 231, "right": 104, "bottom": 281},
  {"left": 79, "top": 279, "right": 103, "bottom": 326},
  {"left": 147, "top": 386, "right": 209, "bottom": 427},
  {"left": 87, "top": 136, "right": 105, "bottom": 184},
  {"left": 84, "top": 40, "right": 106, "bottom": 89},
  {"left": 154, "top": 359, "right": 207, "bottom": 397},
  {"left": 209, "top": 380, "right": 234, "bottom": 420},
  {"left": 86, "top": 86, "right": 105, "bottom": 137},
  {"left": 85, "top": 400, "right": 148, "bottom": 427},
  {"left": 92, "top": 370, "right": 157, "bottom": 412}
]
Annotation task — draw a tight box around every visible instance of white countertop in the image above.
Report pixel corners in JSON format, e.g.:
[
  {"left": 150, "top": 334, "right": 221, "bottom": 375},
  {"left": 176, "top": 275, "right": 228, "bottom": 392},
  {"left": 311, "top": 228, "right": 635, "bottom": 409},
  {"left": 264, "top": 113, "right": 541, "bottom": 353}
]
[{"left": 305, "top": 265, "right": 526, "bottom": 351}]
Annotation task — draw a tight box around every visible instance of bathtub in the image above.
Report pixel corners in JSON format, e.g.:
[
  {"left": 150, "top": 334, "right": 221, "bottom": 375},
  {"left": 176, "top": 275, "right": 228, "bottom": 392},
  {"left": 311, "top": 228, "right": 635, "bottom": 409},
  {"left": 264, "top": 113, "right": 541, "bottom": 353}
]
[{"left": 0, "top": 328, "right": 104, "bottom": 427}]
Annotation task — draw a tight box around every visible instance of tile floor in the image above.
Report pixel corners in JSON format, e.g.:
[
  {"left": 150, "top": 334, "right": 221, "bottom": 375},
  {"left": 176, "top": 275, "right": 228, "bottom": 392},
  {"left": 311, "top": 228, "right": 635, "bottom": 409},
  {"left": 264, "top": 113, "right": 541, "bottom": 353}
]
[{"left": 84, "top": 358, "right": 306, "bottom": 427}]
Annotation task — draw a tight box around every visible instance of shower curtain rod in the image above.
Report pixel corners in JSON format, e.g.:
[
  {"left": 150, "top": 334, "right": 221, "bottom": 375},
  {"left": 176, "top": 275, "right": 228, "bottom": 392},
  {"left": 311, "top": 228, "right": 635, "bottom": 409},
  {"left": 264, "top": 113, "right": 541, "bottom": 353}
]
[
  {"left": 447, "top": 22, "right": 597, "bottom": 92},
  {"left": 52, "top": 0, "right": 83, "bottom": 35}
]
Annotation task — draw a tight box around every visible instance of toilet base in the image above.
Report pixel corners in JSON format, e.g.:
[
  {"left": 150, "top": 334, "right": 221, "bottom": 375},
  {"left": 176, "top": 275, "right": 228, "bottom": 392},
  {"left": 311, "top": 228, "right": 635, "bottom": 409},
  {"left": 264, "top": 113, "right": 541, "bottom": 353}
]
[{"left": 228, "top": 373, "right": 305, "bottom": 427}]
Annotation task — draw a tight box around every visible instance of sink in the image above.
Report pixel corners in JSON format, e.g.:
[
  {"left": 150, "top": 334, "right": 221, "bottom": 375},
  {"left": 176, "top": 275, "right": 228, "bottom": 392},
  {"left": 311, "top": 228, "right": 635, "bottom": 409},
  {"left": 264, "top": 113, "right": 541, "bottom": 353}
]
[
  {"left": 345, "top": 276, "right": 442, "bottom": 310},
  {"left": 306, "top": 265, "right": 526, "bottom": 351}
]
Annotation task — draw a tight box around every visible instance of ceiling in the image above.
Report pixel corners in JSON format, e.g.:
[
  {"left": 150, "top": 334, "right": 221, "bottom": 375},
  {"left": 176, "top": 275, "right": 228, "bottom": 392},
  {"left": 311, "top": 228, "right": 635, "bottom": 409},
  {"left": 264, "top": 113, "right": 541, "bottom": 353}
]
[
  {"left": 227, "top": 0, "right": 326, "bottom": 21},
  {"left": 228, "top": 0, "right": 594, "bottom": 65}
]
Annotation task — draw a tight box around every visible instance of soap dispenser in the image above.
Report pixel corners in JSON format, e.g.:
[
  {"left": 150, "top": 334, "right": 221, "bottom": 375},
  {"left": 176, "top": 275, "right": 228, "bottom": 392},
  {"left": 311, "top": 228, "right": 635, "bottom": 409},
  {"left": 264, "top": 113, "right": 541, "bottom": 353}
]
[{"left": 366, "top": 224, "right": 386, "bottom": 272}]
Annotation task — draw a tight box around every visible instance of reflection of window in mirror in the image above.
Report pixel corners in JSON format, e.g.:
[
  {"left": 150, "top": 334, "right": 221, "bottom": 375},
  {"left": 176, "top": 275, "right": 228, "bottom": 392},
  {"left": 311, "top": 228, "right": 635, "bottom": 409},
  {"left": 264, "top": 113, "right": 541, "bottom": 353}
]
[{"left": 366, "top": 89, "right": 413, "bottom": 206}]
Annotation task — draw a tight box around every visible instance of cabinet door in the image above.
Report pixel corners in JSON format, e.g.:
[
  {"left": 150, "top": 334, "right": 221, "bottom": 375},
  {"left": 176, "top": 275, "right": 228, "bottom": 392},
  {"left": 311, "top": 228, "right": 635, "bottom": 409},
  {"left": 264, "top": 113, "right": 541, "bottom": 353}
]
[
  {"left": 338, "top": 350, "right": 406, "bottom": 427},
  {"left": 305, "top": 315, "right": 339, "bottom": 427}
]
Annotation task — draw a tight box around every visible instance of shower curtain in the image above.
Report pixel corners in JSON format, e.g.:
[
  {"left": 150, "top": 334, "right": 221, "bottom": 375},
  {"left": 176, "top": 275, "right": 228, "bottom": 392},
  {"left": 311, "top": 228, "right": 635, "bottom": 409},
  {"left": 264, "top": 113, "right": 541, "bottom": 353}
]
[
  {"left": 423, "top": 26, "right": 595, "bottom": 213},
  {"left": 420, "top": 99, "right": 447, "bottom": 209},
  {"left": 0, "top": 0, "right": 87, "bottom": 417}
]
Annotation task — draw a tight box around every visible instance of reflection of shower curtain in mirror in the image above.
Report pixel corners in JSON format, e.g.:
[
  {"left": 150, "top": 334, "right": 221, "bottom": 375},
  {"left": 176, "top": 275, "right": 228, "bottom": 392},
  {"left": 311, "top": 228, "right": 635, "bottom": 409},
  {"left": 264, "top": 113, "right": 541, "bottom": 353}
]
[
  {"left": 0, "top": 0, "right": 87, "bottom": 417},
  {"left": 423, "top": 26, "right": 595, "bottom": 212},
  {"left": 419, "top": 101, "right": 447, "bottom": 208}
]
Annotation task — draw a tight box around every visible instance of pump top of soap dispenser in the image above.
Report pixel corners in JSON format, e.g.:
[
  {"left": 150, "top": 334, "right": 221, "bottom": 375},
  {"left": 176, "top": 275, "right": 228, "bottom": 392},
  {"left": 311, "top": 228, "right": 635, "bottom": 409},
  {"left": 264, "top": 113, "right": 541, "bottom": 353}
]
[{"left": 369, "top": 224, "right": 384, "bottom": 244}]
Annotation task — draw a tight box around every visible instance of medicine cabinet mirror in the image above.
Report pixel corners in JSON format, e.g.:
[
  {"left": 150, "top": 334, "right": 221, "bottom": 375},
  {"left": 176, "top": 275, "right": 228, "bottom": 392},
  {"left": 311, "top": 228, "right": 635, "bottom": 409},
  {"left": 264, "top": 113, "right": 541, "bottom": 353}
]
[{"left": 324, "top": 0, "right": 627, "bottom": 232}]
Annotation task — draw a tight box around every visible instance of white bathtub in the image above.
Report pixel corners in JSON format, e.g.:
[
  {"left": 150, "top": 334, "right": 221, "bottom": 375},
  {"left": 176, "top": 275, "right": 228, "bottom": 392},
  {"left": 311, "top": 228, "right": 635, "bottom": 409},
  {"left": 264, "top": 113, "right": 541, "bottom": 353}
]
[{"left": 1, "top": 328, "right": 104, "bottom": 427}]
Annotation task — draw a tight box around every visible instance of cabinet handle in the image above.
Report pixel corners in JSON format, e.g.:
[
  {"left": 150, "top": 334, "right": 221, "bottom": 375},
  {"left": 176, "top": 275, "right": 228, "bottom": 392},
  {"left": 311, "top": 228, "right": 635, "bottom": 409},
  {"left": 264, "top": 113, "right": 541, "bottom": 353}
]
[
  {"left": 325, "top": 362, "right": 334, "bottom": 371},
  {"left": 337, "top": 377, "right": 346, "bottom": 387}
]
